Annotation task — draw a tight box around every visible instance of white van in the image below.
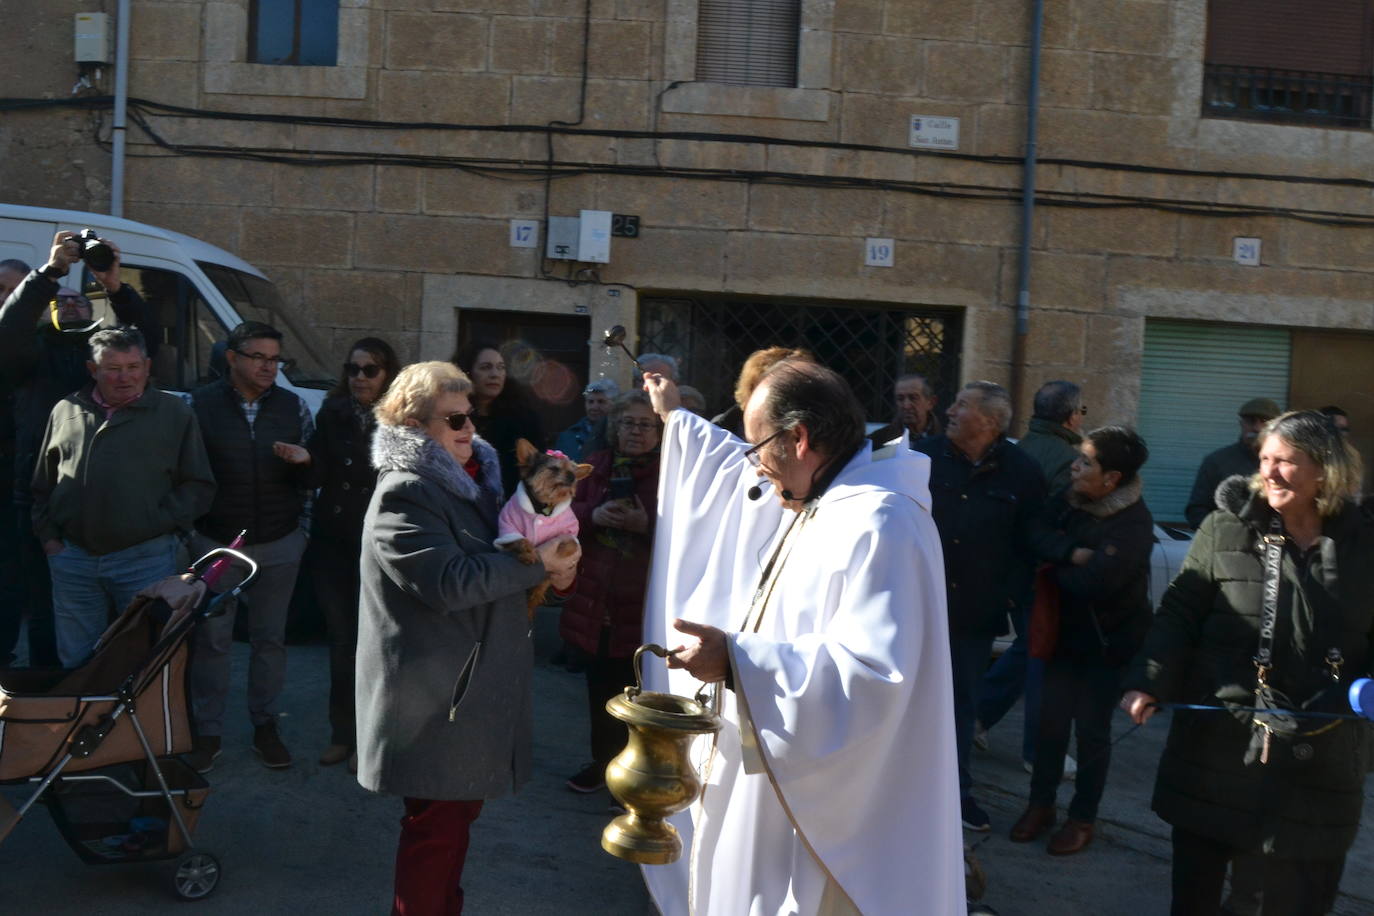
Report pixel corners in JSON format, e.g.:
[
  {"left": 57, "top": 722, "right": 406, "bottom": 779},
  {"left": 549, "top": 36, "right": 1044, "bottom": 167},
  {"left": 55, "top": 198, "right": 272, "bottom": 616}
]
[{"left": 0, "top": 203, "right": 332, "bottom": 411}]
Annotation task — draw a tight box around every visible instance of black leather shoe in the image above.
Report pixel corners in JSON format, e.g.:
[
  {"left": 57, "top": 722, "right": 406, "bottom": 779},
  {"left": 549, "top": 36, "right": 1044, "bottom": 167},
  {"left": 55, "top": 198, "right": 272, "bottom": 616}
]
[{"left": 252, "top": 722, "right": 292, "bottom": 769}]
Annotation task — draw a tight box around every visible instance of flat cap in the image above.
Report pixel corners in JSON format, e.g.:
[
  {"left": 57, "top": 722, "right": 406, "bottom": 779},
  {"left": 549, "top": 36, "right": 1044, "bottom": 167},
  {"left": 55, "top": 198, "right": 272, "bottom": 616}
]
[
  {"left": 584, "top": 377, "right": 621, "bottom": 397},
  {"left": 1238, "top": 397, "right": 1280, "bottom": 419}
]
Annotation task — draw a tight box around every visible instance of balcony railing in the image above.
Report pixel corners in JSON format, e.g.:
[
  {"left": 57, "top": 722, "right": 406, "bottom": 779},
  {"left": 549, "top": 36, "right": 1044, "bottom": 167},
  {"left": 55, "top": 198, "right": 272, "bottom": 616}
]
[{"left": 1202, "top": 63, "right": 1373, "bottom": 128}]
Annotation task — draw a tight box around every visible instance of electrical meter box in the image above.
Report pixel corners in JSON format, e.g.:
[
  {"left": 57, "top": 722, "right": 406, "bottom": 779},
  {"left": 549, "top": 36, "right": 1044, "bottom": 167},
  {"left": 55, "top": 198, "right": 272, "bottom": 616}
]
[{"left": 75, "top": 13, "right": 111, "bottom": 64}]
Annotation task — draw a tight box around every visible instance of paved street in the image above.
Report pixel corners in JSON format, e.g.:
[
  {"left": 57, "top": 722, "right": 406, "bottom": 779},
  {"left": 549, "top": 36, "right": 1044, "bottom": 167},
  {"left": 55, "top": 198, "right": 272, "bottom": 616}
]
[{"left": 4, "top": 608, "right": 1374, "bottom": 915}]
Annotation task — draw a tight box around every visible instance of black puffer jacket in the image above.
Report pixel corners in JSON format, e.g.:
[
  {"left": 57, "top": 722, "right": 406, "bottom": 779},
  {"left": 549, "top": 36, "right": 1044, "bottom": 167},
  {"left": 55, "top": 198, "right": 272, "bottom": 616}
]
[
  {"left": 1125, "top": 475, "right": 1374, "bottom": 858},
  {"left": 1035, "top": 479, "right": 1154, "bottom": 667}
]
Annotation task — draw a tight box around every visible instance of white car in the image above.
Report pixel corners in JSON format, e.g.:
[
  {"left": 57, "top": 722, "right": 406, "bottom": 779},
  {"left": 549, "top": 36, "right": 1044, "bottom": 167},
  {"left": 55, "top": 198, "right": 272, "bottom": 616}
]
[{"left": 1149, "top": 523, "right": 1195, "bottom": 610}]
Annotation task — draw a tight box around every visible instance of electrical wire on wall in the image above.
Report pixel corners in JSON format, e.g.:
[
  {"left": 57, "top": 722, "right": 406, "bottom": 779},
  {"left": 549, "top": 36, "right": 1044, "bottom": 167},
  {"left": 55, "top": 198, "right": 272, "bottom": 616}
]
[
  {"left": 540, "top": 0, "right": 592, "bottom": 285},
  {"left": 6, "top": 94, "right": 1374, "bottom": 229}
]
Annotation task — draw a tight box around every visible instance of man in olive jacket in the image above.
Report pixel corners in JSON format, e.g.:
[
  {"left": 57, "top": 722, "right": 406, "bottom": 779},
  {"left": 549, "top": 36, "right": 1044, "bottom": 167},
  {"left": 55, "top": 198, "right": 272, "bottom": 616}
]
[
  {"left": 1016, "top": 380, "right": 1084, "bottom": 494},
  {"left": 976, "top": 379, "right": 1086, "bottom": 776},
  {"left": 31, "top": 327, "right": 213, "bottom": 666}
]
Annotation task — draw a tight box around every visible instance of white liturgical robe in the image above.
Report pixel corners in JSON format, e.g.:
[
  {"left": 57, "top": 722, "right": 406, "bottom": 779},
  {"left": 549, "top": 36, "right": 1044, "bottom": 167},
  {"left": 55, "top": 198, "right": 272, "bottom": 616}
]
[{"left": 641, "top": 409, "right": 965, "bottom": 915}]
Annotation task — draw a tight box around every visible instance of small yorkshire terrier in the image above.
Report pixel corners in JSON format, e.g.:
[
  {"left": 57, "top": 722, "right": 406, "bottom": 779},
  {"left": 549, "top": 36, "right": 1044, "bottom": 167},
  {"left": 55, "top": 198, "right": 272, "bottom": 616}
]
[{"left": 495, "top": 439, "right": 591, "bottom": 614}]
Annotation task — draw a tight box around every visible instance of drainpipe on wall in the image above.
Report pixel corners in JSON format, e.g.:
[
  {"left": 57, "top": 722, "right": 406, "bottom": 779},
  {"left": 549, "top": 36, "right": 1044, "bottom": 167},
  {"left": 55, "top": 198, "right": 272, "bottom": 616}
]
[
  {"left": 1009, "top": 0, "right": 1045, "bottom": 432},
  {"left": 110, "top": 0, "right": 131, "bottom": 217}
]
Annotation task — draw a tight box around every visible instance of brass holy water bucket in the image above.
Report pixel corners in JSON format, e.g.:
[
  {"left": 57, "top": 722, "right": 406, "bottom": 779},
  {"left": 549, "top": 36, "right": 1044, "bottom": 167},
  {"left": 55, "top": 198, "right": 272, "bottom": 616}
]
[{"left": 601, "top": 644, "right": 722, "bottom": 865}]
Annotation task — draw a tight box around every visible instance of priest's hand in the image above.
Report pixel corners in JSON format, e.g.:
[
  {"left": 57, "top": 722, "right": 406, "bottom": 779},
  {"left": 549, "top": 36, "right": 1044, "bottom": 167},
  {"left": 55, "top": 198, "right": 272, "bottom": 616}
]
[
  {"left": 668, "top": 618, "right": 729, "bottom": 683},
  {"left": 643, "top": 372, "right": 680, "bottom": 421},
  {"left": 1120, "top": 690, "right": 1159, "bottom": 725}
]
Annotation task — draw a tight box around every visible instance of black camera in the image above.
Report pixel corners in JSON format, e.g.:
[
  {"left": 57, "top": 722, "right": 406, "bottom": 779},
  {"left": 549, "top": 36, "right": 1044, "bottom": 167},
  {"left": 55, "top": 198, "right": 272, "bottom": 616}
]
[{"left": 72, "top": 229, "right": 115, "bottom": 272}]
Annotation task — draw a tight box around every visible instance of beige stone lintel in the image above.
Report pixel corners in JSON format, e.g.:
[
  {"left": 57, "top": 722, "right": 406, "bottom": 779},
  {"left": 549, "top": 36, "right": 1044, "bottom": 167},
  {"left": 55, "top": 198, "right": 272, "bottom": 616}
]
[{"left": 661, "top": 84, "right": 831, "bottom": 122}]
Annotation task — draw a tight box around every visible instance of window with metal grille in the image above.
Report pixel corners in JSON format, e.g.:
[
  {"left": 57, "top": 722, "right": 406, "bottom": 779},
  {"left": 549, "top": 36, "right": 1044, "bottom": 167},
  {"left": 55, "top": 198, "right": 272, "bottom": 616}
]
[
  {"left": 638, "top": 295, "right": 962, "bottom": 424},
  {"left": 1202, "top": 0, "right": 1373, "bottom": 127},
  {"left": 695, "top": 0, "right": 801, "bottom": 88},
  {"left": 249, "top": 0, "right": 339, "bottom": 66}
]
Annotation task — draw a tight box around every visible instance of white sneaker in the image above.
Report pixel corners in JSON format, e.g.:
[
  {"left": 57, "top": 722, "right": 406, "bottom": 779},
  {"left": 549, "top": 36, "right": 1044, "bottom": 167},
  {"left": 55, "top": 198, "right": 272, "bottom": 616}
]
[
  {"left": 1023, "top": 756, "right": 1078, "bottom": 781},
  {"left": 972, "top": 722, "right": 990, "bottom": 752}
]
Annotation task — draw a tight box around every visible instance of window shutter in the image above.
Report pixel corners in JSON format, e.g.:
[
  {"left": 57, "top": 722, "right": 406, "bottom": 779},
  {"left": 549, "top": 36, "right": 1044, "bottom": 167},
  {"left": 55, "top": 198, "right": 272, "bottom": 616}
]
[
  {"left": 696, "top": 0, "right": 801, "bottom": 88},
  {"left": 1137, "top": 321, "right": 1290, "bottom": 524},
  {"left": 1206, "top": 0, "right": 1373, "bottom": 75}
]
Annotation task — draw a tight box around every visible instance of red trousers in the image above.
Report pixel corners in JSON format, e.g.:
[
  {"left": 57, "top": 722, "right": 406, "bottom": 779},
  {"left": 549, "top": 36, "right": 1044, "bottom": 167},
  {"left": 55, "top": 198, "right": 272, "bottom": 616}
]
[{"left": 392, "top": 798, "right": 484, "bottom": 916}]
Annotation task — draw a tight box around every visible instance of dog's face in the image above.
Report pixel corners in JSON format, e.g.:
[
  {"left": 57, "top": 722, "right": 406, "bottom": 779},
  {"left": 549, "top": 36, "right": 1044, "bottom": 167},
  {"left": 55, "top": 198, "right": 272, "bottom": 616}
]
[{"left": 515, "top": 439, "right": 592, "bottom": 507}]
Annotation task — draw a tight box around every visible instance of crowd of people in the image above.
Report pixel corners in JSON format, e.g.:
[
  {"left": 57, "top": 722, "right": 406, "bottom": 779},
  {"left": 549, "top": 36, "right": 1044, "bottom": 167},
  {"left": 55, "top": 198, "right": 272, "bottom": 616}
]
[{"left": 2, "top": 229, "right": 1372, "bottom": 915}]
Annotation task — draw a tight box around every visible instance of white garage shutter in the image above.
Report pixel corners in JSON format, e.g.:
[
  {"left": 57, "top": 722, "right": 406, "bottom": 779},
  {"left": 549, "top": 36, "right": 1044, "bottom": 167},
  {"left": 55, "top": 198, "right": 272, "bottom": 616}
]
[{"left": 1137, "top": 320, "right": 1290, "bottom": 524}]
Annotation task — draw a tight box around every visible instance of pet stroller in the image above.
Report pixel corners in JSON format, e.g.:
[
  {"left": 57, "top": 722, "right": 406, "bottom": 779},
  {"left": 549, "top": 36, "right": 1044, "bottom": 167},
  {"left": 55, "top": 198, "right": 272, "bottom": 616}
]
[{"left": 0, "top": 547, "right": 257, "bottom": 901}]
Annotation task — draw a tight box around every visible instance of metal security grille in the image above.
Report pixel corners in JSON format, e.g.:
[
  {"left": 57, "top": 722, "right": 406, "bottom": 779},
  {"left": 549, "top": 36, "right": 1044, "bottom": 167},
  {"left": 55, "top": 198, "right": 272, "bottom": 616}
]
[
  {"left": 696, "top": 0, "right": 801, "bottom": 88},
  {"left": 638, "top": 295, "right": 963, "bottom": 424}
]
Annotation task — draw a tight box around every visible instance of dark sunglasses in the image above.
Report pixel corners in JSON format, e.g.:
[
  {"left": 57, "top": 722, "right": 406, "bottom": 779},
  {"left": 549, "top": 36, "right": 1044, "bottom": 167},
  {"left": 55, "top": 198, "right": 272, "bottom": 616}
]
[
  {"left": 428, "top": 411, "right": 474, "bottom": 431},
  {"left": 344, "top": 362, "right": 383, "bottom": 379}
]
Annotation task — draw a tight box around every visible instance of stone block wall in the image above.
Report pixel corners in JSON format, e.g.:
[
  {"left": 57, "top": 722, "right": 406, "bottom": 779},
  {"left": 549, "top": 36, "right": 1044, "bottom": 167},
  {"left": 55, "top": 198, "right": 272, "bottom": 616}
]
[{"left": 2, "top": 0, "right": 1371, "bottom": 429}]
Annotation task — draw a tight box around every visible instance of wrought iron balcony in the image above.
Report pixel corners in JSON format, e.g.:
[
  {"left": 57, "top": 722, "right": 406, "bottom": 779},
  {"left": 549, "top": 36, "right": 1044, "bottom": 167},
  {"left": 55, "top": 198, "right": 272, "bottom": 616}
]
[{"left": 1202, "top": 63, "right": 1373, "bottom": 128}]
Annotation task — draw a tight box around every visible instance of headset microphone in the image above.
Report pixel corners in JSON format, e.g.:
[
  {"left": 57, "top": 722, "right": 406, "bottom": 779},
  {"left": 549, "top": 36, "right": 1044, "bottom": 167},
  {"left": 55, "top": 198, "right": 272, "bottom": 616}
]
[
  {"left": 747, "top": 481, "right": 766, "bottom": 501},
  {"left": 781, "top": 490, "right": 795, "bottom": 501}
]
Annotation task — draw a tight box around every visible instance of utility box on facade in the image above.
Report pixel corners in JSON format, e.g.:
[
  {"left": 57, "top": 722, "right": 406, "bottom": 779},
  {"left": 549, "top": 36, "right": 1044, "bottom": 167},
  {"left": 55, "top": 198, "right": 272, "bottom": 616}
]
[{"left": 74, "top": 13, "right": 111, "bottom": 63}]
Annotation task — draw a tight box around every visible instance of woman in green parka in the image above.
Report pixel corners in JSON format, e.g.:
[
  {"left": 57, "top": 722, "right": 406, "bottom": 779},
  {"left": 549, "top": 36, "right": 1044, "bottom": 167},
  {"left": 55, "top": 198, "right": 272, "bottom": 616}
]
[{"left": 1123, "top": 410, "right": 1374, "bottom": 916}]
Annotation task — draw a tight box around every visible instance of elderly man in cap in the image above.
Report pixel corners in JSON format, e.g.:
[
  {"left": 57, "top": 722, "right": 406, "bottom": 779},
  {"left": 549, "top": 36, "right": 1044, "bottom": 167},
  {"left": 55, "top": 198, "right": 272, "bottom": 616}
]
[
  {"left": 555, "top": 377, "right": 621, "bottom": 462},
  {"left": 1183, "top": 396, "right": 1280, "bottom": 528}
]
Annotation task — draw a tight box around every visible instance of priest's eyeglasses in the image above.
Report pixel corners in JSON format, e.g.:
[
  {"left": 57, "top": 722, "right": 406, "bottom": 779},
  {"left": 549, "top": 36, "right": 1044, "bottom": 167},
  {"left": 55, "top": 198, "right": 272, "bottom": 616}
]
[{"left": 743, "top": 427, "right": 787, "bottom": 467}]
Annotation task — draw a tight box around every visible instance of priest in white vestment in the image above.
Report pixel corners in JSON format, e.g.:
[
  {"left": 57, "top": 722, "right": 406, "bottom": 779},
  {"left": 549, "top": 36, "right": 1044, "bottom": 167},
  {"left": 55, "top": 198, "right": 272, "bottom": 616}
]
[{"left": 638, "top": 361, "right": 965, "bottom": 916}]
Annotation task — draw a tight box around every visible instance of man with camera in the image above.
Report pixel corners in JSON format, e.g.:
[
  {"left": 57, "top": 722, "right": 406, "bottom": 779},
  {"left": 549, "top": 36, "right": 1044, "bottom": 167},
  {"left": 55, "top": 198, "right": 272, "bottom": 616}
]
[
  {"left": 0, "top": 230, "right": 158, "bottom": 667},
  {"left": 31, "top": 326, "right": 214, "bottom": 667}
]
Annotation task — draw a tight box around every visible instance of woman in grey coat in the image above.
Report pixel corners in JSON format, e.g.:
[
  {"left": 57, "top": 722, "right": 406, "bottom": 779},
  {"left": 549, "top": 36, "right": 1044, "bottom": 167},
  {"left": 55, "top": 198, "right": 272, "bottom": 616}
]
[{"left": 355, "top": 360, "right": 580, "bottom": 916}]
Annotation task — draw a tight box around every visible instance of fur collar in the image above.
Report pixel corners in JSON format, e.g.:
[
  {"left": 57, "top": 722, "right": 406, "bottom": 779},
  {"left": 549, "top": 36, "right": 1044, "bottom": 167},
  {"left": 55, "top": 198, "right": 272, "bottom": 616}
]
[
  {"left": 512, "top": 481, "right": 573, "bottom": 518},
  {"left": 1214, "top": 473, "right": 1256, "bottom": 517},
  {"left": 1068, "top": 475, "right": 1143, "bottom": 518},
  {"left": 371, "top": 422, "right": 501, "bottom": 503}
]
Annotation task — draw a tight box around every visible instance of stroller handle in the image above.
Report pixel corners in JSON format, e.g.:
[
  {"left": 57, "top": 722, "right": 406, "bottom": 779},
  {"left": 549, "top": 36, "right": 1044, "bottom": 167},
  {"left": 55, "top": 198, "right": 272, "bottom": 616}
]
[{"left": 189, "top": 547, "right": 260, "bottom": 598}]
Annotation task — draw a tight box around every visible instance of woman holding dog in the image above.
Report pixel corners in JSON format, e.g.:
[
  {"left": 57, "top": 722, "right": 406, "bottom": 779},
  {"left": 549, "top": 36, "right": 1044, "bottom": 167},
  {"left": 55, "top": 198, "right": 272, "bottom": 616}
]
[
  {"left": 355, "top": 360, "right": 580, "bottom": 915},
  {"left": 1122, "top": 410, "right": 1374, "bottom": 915},
  {"left": 560, "top": 390, "right": 663, "bottom": 793}
]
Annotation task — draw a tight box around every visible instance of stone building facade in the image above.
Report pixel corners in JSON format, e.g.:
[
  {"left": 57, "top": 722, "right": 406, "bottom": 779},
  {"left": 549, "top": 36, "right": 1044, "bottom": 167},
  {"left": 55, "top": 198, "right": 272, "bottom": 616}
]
[{"left": 4, "top": 0, "right": 1373, "bottom": 517}]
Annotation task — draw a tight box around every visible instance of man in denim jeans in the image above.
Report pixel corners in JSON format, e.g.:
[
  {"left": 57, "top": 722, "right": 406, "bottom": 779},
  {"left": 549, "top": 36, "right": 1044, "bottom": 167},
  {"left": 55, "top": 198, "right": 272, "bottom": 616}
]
[{"left": 31, "top": 326, "right": 215, "bottom": 667}]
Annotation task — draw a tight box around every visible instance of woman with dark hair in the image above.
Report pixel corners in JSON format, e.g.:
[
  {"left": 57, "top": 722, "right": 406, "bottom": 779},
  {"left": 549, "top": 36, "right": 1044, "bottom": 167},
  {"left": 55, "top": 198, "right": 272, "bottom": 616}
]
[
  {"left": 559, "top": 390, "right": 663, "bottom": 793},
  {"left": 1010, "top": 426, "right": 1153, "bottom": 856},
  {"left": 452, "top": 341, "right": 545, "bottom": 498},
  {"left": 1122, "top": 411, "right": 1373, "bottom": 915},
  {"left": 306, "top": 336, "right": 401, "bottom": 768}
]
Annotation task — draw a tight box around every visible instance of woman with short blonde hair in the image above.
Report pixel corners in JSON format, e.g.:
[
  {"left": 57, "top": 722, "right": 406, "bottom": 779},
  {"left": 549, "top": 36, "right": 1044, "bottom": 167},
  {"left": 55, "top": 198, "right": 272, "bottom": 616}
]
[
  {"left": 356, "top": 359, "right": 579, "bottom": 914},
  {"left": 372, "top": 360, "right": 472, "bottom": 427}
]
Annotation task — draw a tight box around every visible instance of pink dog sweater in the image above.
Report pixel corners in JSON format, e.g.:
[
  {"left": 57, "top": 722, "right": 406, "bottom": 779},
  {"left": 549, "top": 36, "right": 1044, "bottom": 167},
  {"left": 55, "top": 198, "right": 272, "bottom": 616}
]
[{"left": 495, "top": 481, "right": 580, "bottom": 548}]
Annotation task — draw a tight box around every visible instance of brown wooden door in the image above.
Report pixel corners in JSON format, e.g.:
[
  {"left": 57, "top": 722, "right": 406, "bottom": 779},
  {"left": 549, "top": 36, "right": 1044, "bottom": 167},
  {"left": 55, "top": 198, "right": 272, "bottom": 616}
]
[
  {"left": 1289, "top": 329, "right": 1374, "bottom": 491},
  {"left": 456, "top": 309, "right": 591, "bottom": 445}
]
